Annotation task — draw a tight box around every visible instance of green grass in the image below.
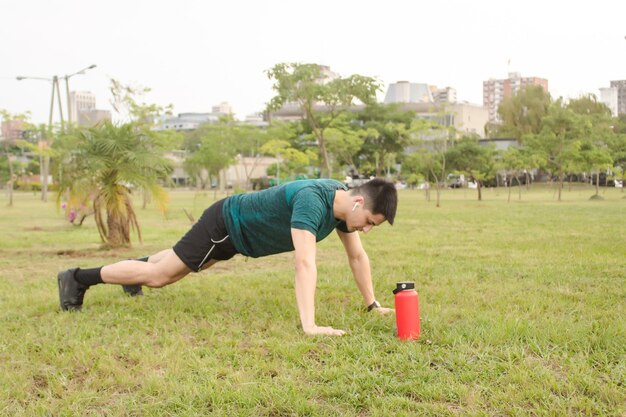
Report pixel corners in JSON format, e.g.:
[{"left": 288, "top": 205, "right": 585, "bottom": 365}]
[{"left": 0, "top": 185, "right": 624, "bottom": 416}]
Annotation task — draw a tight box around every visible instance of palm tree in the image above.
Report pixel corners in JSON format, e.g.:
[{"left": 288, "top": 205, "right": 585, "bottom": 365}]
[{"left": 56, "top": 121, "right": 172, "bottom": 248}]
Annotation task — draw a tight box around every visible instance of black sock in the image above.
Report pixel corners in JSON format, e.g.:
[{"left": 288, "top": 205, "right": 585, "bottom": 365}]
[
  {"left": 136, "top": 256, "right": 149, "bottom": 262},
  {"left": 74, "top": 267, "right": 104, "bottom": 286}
]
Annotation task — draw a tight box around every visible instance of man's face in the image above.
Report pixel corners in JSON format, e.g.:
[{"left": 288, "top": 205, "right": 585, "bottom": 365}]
[{"left": 346, "top": 207, "right": 386, "bottom": 233}]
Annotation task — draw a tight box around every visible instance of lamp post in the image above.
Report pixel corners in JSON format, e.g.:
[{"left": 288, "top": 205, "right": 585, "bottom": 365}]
[
  {"left": 63, "top": 64, "right": 96, "bottom": 125},
  {"left": 16, "top": 64, "right": 96, "bottom": 202}
]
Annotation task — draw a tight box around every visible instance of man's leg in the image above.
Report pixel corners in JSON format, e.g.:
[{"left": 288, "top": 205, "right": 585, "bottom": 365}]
[
  {"left": 122, "top": 249, "right": 173, "bottom": 296},
  {"left": 58, "top": 249, "right": 192, "bottom": 311},
  {"left": 102, "top": 249, "right": 190, "bottom": 288},
  {"left": 143, "top": 249, "right": 172, "bottom": 264}
]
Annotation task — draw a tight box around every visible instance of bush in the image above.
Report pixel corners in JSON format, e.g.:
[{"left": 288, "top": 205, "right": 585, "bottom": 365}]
[{"left": 14, "top": 182, "right": 59, "bottom": 192}]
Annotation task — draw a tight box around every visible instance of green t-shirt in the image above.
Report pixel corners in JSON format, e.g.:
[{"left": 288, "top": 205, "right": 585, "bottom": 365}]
[{"left": 223, "top": 179, "right": 350, "bottom": 258}]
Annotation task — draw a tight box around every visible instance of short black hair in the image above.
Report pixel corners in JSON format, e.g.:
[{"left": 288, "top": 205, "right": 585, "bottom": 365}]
[{"left": 351, "top": 179, "right": 398, "bottom": 225}]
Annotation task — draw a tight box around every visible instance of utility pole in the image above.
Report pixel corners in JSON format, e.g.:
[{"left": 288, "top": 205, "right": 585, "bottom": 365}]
[{"left": 16, "top": 65, "right": 96, "bottom": 202}]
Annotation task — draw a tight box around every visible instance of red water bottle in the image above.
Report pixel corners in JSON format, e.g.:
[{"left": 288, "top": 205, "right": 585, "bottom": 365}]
[{"left": 393, "top": 282, "right": 420, "bottom": 340}]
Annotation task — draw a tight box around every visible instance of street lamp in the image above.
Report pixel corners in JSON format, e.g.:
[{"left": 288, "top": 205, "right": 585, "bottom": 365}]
[
  {"left": 15, "top": 64, "right": 97, "bottom": 202},
  {"left": 63, "top": 64, "right": 96, "bottom": 125}
]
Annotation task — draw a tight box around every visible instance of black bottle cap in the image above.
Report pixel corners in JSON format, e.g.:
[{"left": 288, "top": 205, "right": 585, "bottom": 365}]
[{"left": 393, "top": 281, "right": 415, "bottom": 294}]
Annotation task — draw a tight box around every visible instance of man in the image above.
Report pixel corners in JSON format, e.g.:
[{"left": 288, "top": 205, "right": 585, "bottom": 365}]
[{"left": 57, "top": 178, "right": 397, "bottom": 336}]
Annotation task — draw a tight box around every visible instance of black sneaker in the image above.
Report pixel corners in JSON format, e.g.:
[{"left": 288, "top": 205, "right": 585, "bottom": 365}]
[
  {"left": 122, "top": 284, "right": 143, "bottom": 297},
  {"left": 57, "top": 268, "right": 88, "bottom": 311}
]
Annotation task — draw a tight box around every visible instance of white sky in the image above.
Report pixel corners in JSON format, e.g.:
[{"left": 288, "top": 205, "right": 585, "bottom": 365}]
[{"left": 1, "top": 0, "right": 625, "bottom": 124}]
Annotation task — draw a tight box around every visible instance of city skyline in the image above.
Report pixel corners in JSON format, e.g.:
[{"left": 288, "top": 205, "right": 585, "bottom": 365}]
[{"left": 1, "top": 0, "right": 625, "bottom": 125}]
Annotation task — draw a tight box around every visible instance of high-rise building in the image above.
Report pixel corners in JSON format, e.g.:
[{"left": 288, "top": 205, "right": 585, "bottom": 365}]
[
  {"left": 69, "top": 91, "right": 96, "bottom": 123},
  {"left": 609, "top": 80, "right": 626, "bottom": 115},
  {"left": 69, "top": 91, "right": 111, "bottom": 126},
  {"left": 483, "top": 72, "right": 548, "bottom": 123}
]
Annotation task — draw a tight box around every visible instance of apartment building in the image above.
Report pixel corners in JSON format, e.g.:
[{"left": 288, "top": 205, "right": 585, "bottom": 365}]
[{"left": 483, "top": 72, "right": 548, "bottom": 123}]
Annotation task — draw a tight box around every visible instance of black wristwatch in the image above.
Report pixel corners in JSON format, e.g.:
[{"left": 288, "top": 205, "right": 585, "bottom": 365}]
[{"left": 367, "top": 300, "right": 381, "bottom": 312}]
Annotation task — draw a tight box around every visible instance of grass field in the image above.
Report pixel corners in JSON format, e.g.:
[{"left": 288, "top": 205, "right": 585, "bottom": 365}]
[{"left": 0, "top": 185, "right": 624, "bottom": 416}]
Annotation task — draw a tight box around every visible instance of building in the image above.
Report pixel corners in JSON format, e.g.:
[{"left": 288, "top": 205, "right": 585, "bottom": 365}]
[
  {"left": 269, "top": 101, "right": 488, "bottom": 138},
  {"left": 154, "top": 111, "right": 226, "bottom": 131},
  {"left": 212, "top": 102, "right": 233, "bottom": 115},
  {"left": 384, "top": 82, "right": 457, "bottom": 105},
  {"left": 69, "top": 91, "right": 111, "bottom": 126},
  {"left": 384, "top": 81, "right": 433, "bottom": 104},
  {"left": 599, "top": 87, "right": 618, "bottom": 117},
  {"left": 222, "top": 155, "right": 278, "bottom": 189},
  {"left": 483, "top": 72, "right": 549, "bottom": 123},
  {"left": 77, "top": 110, "right": 112, "bottom": 126},
  {"left": 610, "top": 80, "right": 626, "bottom": 115},
  {"left": 1, "top": 119, "right": 24, "bottom": 142},
  {"left": 432, "top": 86, "right": 457, "bottom": 104},
  {"left": 69, "top": 91, "right": 96, "bottom": 123},
  {"left": 316, "top": 65, "right": 339, "bottom": 84},
  {"left": 396, "top": 102, "right": 489, "bottom": 138}
]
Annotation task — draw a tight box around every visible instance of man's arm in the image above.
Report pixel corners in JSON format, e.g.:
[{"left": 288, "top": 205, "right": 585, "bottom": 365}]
[
  {"left": 336, "top": 229, "right": 394, "bottom": 314},
  {"left": 291, "top": 228, "right": 346, "bottom": 336}
]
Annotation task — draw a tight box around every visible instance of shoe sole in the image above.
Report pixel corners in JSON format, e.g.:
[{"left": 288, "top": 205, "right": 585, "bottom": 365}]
[
  {"left": 122, "top": 285, "right": 144, "bottom": 297},
  {"left": 57, "top": 270, "right": 82, "bottom": 312}
]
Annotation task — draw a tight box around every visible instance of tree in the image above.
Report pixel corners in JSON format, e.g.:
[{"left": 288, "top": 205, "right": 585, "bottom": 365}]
[
  {"left": 324, "top": 124, "right": 364, "bottom": 173},
  {"left": 499, "top": 145, "right": 541, "bottom": 201},
  {"left": 228, "top": 123, "right": 275, "bottom": 190},
  {"left": 183, "top": 119, "right": 238, "bottom": 191},
  {"left": 357, "top": 103, "right": 416, "bottom": 177},
  {"left": 109, "top": 78, "right": 173, "bottom": 124},
  {"left": 446, "top": 136, "right": 496, "bottom": 201},
  {"left": 266, "top": 63, "right": 380, "bottom": 177},
  {"left": 567, "top": 95, "right": 614, "bottom": 198},
  {"left": 403, "top": 150, "right": 435, "bottom": 201},
  {"left": 0, "top": 110, "right": 32, "bottom": 207},
  {"left": 491, "top": 85, "right": 551, "bottom": 140},
  {"left": 260, "top": 139, "right": 317, "bottom": 180},
  {"left": 524, "top": 100, "right": 587, "bottom": 201},
  {"left": 55, "top": 122, "right": 172, "bottom": 248},
  {"left": 410, "top": 117, "right": 458, "bottom": 207}
]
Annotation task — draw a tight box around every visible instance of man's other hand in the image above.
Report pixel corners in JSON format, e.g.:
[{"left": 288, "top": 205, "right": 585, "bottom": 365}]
[
  {"left": 373, "top": 307, "right": 395, "bottom": 315},
  {"left": 303, "top": 325, "right": 346, "bottom": 336}
]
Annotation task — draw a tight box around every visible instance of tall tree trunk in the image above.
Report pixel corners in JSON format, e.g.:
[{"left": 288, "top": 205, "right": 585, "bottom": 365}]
[
  {"left": 305, "top": 108, "right": 331, "bottom": 178},
  {"left": 435, "top": 183, "right": 441, "bottom": 207},
  {"left": 142, "top": 189, "right": 150, "bottom": 209},
  {"left": 106, "top": 210, "right": 128, "bottom": 248},
  {"left": 595, "top": 171, "right": 600, "bottom": 196},
  {"left": 430, "top": 170, "right": 441, "bottom": 207},
  {"left": 477, "top": 182, "right": 482, "bottom": 201}
]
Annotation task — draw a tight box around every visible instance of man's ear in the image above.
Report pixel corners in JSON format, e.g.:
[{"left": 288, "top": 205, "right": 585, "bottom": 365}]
[{"left": 351, "top": 195, "right": 365, "bottom": 208}]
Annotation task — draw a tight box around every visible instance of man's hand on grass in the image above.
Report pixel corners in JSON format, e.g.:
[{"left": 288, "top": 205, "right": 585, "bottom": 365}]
[{"left": 373, "top": 307, "right": 395, "bottom": 315}]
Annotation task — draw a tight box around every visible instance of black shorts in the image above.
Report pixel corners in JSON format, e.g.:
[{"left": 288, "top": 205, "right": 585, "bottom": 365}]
[{"left": 173, "top": 199, "right": 238, "bottom": 272}]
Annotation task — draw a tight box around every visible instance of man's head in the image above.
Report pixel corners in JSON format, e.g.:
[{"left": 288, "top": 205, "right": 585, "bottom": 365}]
[{"left": 346, "top": 179, "right": 397, "bottom": 232}]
